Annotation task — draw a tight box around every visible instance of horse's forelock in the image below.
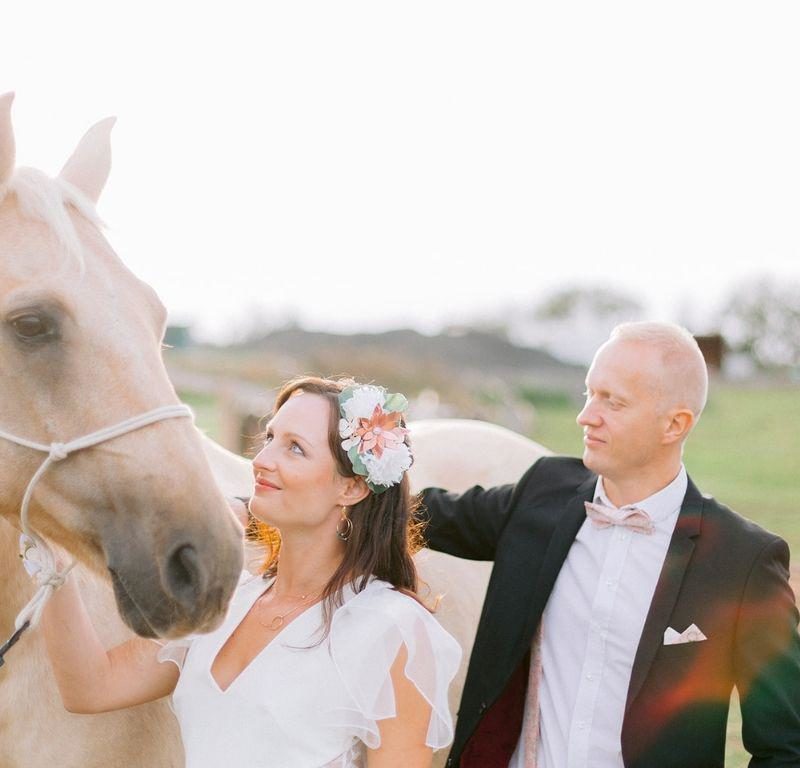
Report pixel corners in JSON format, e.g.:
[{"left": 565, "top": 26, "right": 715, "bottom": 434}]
[{"left": 5, "top": 168, "right": 104, "bottom": 269}]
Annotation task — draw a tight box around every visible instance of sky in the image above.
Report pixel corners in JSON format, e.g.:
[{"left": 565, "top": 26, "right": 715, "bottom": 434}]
[{"left": 2, "top": 2, "right": 799, "bottom": 342}]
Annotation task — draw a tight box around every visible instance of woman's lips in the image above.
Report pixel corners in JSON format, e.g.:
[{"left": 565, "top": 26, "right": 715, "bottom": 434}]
[{"left": 255, "top": 478, "right": 281, "bottom": 491}]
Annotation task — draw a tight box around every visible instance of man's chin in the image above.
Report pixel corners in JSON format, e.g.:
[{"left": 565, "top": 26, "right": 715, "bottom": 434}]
[{"left": 582, "top": 450, "right": 602, "bottom": 475}]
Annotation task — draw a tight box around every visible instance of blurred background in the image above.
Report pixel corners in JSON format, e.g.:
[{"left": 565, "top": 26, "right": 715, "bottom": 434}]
[{"left": 3, "top": 2, "right": 799, "bottom": 762}]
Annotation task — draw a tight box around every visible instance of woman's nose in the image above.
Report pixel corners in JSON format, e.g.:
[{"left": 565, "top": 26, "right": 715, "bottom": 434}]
[{"left": 252, "top": 444, "right": 276, "bottom": 472}]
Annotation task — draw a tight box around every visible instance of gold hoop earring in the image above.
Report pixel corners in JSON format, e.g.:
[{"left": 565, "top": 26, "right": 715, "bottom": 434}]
[{"left": 336, "top": 506, "right": 353, "bottom": 542}]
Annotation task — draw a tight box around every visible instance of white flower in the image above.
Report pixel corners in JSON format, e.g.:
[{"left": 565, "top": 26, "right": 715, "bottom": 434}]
[
  {"left": 341, "top": 385, "right": 386, "bottom": 422},
  {"left": 362, "top": 443, "right": 413, "bottom": 488},
  {"left": 341, "top": 434, "right": 361, "bottom": 451},
  {"left": 339, "top": 417, "right": 357, "bottom": 438}
]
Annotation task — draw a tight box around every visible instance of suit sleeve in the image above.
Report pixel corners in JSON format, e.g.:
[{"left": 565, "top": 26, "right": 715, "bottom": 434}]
[
  {"left": 420, "top": 483, "right": 516, "bottom": 561},
  {"left": 734, "top": 536, "right": 800, "bottom": 764}
]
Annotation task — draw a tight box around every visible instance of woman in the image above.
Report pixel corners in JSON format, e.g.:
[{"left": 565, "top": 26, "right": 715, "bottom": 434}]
[{"left": 41, "top": 376, "right": 461, "bottom": 768}]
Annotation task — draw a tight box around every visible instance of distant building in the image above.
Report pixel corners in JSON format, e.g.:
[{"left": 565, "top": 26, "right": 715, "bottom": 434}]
[
  {"left": 694, "top": 334, "right": 725, "bottom": 372},
  {"left": 164, "top": 324, "right": 193, "bottom": 349}
]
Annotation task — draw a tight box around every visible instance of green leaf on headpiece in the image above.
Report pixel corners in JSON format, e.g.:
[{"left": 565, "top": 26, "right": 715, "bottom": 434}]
[
  {"left": 347, "top": 445, "right": 369, "bottom": 477},
  {"left": 383, "top": 393, "right": 408, "bottom": 413},
  {"left": 338, "top": 388, "right": 357, "bottom": 408},
  {"left": 368, "top": 481, "right": 390, "bottom": 495}
]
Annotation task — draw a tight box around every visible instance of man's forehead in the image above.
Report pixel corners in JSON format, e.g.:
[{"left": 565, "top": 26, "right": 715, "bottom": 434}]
[{"left": 586, "top": 341, "right": 660, "bottom": 391}]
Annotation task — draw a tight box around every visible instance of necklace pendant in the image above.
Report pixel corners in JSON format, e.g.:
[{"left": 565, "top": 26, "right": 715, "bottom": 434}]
[{"left": 267, "top": 615, "right": 284, "bottom": 631}]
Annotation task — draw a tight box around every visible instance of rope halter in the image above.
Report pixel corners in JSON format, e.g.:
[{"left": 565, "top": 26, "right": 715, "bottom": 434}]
[{"left": 0, "top": 404, "right": 193, "bottom": 636}]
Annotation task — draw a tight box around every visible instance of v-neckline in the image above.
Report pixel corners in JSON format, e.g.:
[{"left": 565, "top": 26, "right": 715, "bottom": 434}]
[{"left": 208, "top": 575, "right": 320, "bottom": 694}]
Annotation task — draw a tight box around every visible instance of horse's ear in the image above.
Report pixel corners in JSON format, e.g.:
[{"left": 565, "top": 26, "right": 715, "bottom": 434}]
[
  {"left": 59, "top": 116, "right": 116, "bottom": 203},
  {"left": 0, "top": 92, "right": 15, "bottom": 188}
]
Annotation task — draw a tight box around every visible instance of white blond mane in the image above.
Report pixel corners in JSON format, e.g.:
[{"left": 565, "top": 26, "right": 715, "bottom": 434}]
[{"left": 2, "top": 168, "right": 103, "bottom": 265}]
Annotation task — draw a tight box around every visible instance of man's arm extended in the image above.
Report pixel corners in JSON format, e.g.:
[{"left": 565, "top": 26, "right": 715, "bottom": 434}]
[{"left": 420, "top": 483, "right": 516, "bottom": 561}]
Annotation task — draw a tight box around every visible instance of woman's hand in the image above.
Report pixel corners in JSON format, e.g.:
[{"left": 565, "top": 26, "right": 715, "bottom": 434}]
[{"left": 227, "top": 496, "right": 250, "bottom": 528}]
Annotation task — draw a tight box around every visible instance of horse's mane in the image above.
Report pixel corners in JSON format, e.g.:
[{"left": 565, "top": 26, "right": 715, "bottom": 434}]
[{"left": 2, "top": 168, "right": 103, "bottom": 266}]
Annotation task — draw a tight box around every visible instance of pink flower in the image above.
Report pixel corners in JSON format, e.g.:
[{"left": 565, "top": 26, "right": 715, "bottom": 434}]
[{"left": 355, "top": 405, "right": 408, "bottom": 459}]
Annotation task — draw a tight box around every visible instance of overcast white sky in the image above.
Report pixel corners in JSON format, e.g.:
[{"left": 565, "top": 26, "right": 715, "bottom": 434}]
[{"left": 2, "top": 2, "right": 798, "bottom": 341}]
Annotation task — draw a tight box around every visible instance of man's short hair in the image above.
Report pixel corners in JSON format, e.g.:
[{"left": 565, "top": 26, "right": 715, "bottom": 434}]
[{"left": 609, "top": 321, "right": 709, "bottom": 418}]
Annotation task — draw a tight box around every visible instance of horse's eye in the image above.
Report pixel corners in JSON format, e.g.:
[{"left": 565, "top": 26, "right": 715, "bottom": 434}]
[{"left": 11, "top": 313, "right": 53, "bottom": 340}]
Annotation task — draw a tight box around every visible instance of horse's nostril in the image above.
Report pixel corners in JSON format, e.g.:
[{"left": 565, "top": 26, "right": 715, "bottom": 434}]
[{"left": 165, "top": 544, "right": 204, "bottom": 609}]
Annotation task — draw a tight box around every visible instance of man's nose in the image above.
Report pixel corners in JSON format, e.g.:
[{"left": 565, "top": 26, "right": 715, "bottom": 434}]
[{"left": 577, "top": 399, "right": 600, "bottom": 427}]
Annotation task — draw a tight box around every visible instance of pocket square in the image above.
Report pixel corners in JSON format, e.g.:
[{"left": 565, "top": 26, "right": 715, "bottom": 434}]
[{"left": 663, "top": 624, "right": 707, "bottom": 645}]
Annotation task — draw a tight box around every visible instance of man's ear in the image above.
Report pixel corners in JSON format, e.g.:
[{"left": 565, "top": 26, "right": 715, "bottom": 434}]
[
  {"left": 339, "top": 475, "right": 370, "bottom": 507},
  {"left": 663, "top": 408, "right": 695, "bottom": 445}
]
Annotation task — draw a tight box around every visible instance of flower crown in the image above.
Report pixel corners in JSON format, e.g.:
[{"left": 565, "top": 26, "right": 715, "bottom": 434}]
[{"left": 338, "top": 385, "right": 413, "bottom": 494}]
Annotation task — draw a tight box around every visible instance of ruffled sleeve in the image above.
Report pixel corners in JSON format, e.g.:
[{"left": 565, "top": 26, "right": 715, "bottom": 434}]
[
  {"left": 328, "top": 580, "right": 462, "bottom": 751},
  {"left": 152, "top": 635, "right": 196, "bottom": 671}
]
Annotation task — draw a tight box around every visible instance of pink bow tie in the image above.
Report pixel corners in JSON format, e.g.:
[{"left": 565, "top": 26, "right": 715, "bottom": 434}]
[{"left": 584, "top": 501, "right": 655, "bottom": 535}]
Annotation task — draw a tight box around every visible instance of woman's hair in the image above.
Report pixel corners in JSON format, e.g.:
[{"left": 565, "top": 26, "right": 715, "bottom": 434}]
[{"left": 253, "top": 375, "right": 426, "bottom": 634}]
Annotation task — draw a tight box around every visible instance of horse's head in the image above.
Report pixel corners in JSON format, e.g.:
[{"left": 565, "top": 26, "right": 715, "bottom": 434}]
[{"left": 0, "top": 93, "right": 243, "bottom": 639}]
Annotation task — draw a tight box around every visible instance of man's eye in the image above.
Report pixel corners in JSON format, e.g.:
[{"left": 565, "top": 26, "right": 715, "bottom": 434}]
[{"left": 264, "top": 433, "right": 273, "bottom": 445}]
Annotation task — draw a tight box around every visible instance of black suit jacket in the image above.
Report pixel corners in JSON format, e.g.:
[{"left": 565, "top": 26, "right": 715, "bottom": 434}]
[{"left": 422, "top": 456, "right": 800, "bottom": 768}]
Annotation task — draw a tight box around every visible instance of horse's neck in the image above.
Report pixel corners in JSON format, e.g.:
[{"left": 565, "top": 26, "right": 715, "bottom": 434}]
[{"left": 0, "top": 516, "right": 34, "bottom": 632}]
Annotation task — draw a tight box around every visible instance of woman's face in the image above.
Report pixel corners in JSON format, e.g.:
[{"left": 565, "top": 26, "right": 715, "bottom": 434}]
[{"left": 250, "top": 391, "right": 348, "bottom": 533}]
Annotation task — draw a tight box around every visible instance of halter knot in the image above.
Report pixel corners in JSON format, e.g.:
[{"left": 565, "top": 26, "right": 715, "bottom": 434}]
[
  {"left": 48, "top": 442, "right": 69, "bottom": 461},
  {"left": 34, "top": 570, "right": 68, "bottom": 590}
]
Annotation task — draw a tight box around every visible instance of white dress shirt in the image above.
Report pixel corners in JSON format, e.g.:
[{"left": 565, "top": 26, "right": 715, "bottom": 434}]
[{"left": 510, "top": 466, "right": 688, "bottom": 768}]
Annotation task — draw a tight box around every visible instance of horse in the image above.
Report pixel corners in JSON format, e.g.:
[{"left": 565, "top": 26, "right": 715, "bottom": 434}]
[
  {"left": 0, "top": 94, "right": 243, "bottom": 767},
  {"left": 0, "top": 93, "right": 550, "bottom": 768}
]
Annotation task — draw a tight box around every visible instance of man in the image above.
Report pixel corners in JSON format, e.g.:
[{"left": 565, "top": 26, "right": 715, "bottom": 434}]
[{"left": 422, "top": 321, "right": 800, "bottom": 767}]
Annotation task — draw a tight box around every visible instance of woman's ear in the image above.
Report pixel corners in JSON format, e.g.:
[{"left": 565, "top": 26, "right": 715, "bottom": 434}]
[{"left": 339, "top": 475, "right": 370, "bottom": 507}]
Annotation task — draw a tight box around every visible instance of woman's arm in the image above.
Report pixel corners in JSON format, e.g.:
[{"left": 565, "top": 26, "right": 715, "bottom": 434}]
[
  {"left": 41, "top": 572, "right": 179, "bottom": 714},
  {"left": 367, "top": 645, "right": 434, "bottom": 768}
]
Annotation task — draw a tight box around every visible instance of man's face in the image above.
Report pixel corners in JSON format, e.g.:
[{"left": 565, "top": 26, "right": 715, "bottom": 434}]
[{"left": 577, "top": 339, "right": 669, "bottom": 481}]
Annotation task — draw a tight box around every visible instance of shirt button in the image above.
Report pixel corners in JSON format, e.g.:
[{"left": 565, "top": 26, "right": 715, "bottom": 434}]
[
  {"left": 606, "top": 579, "right": 616, "bottom": 587},
  {"left": 577, "top": 721, "right": 587, "bottom": 730},
  {"left": 586, "top": 672, "right": 595, "bottom": 680}
]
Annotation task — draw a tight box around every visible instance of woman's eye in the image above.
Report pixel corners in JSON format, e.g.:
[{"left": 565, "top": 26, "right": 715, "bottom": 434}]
[{"left": 290, "top": 442, "right": 304, "bottom": 455}]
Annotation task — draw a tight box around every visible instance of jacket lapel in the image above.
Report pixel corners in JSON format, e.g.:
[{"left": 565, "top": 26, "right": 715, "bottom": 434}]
[
  {"left": 524, "top": 474, "right": 596, "bottom": 638},
  {"left": 625, "top": 478, "right": 705, "bottom": 712}
]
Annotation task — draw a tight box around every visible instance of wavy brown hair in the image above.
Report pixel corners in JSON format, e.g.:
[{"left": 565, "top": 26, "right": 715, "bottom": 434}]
[{"left": 252, "top": 376, "right": 426, "bottom": 634}]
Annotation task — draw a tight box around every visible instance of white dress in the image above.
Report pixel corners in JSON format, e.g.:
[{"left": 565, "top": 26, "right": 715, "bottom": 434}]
[{"left": 157, "top": 572, "right": 462, "bottom": 768}]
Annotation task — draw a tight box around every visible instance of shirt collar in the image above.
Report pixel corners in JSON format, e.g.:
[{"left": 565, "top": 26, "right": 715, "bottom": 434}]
[{"left": 593, "top": 465, "right": 688, "bottom": 525}]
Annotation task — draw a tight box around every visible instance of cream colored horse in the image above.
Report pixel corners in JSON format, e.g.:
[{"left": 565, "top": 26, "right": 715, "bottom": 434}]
[{"left": 0, "top": 95, "right": 243, "bottom": 767}]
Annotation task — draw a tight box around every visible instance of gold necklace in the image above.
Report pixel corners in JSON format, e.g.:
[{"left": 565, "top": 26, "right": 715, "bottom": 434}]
[{"left": 256, "top": 583, "right": 320, "bottom": 631}]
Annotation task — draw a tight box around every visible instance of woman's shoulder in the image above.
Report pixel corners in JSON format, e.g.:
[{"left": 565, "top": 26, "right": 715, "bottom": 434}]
[
  {"left": 338, "top": 578, "right": 434, "bottom": 625},
  {"left": 332, "top": 578, "right": 461, "bottom": 662},
  {"left": 328, "top": 578, "right": 462, "bottom": 751}
]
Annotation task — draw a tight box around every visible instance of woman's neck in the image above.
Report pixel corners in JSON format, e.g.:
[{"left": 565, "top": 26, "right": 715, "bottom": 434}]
[{"left": 273, "top": 530, "right": 345, "bottom": 597}]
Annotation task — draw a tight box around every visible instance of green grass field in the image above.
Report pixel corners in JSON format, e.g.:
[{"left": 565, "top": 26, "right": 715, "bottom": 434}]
[{"left": 184, "top": 382, "right": 798, "bottom": 766}]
